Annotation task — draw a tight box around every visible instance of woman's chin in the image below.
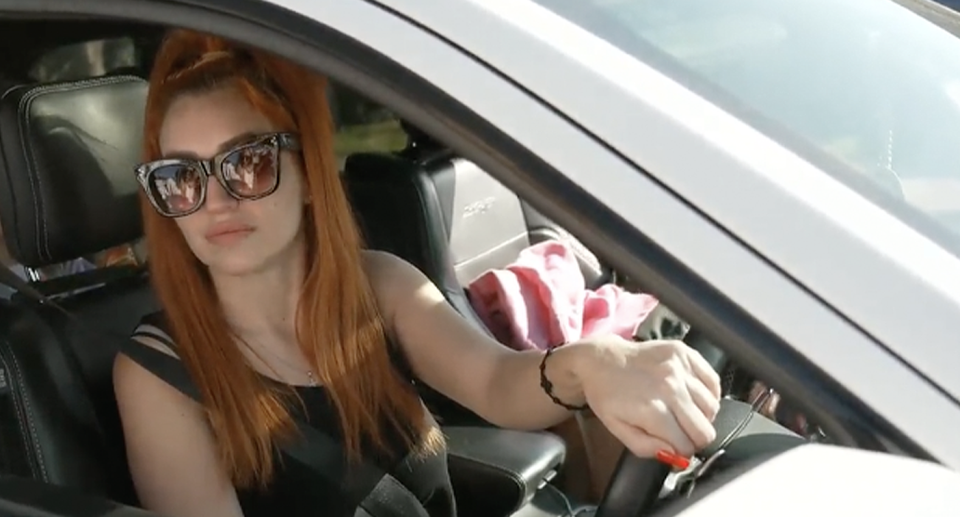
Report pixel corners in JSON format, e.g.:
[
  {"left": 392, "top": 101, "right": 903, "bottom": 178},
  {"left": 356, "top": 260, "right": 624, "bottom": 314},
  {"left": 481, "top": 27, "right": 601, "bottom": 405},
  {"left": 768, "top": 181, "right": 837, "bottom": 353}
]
[
  {"left": 203, "top": 256, "right": 269, "bottom": 278},
  {"left": 195, "top": 237, "right": 304, "bottom": 280}
]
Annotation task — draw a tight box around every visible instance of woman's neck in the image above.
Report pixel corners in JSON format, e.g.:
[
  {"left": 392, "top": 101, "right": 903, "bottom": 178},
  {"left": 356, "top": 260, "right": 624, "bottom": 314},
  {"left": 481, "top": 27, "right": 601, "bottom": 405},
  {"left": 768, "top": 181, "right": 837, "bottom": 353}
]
[{"left": 210, "top": 240, "right": 307, "bottom": 344}]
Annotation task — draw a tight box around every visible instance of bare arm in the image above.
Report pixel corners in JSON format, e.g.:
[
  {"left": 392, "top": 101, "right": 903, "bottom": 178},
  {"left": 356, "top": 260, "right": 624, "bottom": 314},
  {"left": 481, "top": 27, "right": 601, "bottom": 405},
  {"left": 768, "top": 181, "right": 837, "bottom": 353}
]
[
  {"left": 365, "top": 251, "right": 583, "bottom": 430},
  {"left": 113, "top": 338, "right": 245, "bottom": 517},
  {"left": 365, "top": 251, "right": 722, "bottom": 458}
]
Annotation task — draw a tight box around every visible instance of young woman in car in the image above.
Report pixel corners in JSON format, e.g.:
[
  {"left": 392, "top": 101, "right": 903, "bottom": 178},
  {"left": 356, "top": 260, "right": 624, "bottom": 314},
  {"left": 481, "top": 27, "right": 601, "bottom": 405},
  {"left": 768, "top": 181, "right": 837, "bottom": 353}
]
[{"left": 113, "top": 29, "right": 722, "bottom": 517}]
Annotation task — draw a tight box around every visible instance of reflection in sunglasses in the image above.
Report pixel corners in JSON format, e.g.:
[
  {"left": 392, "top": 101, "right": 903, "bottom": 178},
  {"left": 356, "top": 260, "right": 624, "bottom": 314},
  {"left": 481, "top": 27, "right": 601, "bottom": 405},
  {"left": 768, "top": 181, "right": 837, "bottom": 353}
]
[{"left": 137, "top": 133, "right": 299, "bottom": 218}]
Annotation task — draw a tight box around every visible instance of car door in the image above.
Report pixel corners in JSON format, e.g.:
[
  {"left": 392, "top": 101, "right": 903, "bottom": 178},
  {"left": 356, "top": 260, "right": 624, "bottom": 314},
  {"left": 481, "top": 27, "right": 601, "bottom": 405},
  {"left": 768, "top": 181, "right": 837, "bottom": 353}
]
[
  {"left": 341, "top": 0, "right": 960, "bottom": 463},
  {"left": 11, "top": 0, "right": 957, "bottom": 467},
  {"left": 268, "top": 0, "right": 960, "bottom": 467}
]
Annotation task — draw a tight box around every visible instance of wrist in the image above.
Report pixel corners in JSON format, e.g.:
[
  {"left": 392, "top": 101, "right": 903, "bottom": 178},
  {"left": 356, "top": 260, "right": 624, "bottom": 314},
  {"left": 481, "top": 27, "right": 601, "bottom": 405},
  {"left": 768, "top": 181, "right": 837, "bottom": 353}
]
[{"left": 541, "top": 343, "right": 594, "bottom": 409}]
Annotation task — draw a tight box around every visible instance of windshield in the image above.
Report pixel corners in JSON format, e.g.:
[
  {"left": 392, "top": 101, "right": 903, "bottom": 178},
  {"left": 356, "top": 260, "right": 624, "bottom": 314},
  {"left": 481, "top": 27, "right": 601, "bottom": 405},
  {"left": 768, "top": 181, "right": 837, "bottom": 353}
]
[{"left": 533, "top": 0, "right": 960, "bottom": 253}]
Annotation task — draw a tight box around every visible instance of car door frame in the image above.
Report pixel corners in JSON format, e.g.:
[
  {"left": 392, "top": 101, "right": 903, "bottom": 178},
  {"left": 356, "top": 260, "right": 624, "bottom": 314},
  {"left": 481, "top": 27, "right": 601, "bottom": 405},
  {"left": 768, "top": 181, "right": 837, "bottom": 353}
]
[
  {"left": 418, "top": 0, "right": 960, "bottom": 404},
  {"left": 366, "top": 0, "right": 960, "bottom": 444},
  {"left": 3, "top": 0, "right": 955, "bottom": 466}
]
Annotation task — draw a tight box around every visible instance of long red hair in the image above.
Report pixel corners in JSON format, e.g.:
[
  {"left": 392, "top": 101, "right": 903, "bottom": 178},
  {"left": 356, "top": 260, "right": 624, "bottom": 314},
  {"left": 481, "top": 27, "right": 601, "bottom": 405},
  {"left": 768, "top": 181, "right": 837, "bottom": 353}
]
[{"left": 140, "top": 29, "right": 439, "bottom": 488}]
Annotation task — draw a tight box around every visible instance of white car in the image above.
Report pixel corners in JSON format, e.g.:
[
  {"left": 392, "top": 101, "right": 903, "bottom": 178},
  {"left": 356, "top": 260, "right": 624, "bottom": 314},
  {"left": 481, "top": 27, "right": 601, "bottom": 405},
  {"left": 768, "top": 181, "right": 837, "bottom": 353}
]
[{"left": 0, "top": 0, "right": 957, "bottom": 516}]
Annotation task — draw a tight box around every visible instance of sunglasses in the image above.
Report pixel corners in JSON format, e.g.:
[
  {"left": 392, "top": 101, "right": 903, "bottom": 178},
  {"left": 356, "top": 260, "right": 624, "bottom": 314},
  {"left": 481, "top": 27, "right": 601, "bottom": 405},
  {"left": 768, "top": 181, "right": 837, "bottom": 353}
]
[{"left": 136, "top": 132, "right": 301, "bottom": 218}]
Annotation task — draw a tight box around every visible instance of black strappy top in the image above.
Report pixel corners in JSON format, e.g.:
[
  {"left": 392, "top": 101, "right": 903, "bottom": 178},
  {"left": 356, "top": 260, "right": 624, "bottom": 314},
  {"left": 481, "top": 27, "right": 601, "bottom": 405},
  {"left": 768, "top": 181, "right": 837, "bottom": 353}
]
[{"left": 126, "top": 312, "right": 455, "bottom": 517}]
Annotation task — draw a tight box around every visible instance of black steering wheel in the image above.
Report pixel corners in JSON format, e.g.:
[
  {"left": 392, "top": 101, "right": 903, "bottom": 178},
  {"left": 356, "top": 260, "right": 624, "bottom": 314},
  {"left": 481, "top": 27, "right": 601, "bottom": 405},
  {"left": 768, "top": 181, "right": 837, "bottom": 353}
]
[{"left": 593, "top": 398, "right": 805, "bottom": 517}]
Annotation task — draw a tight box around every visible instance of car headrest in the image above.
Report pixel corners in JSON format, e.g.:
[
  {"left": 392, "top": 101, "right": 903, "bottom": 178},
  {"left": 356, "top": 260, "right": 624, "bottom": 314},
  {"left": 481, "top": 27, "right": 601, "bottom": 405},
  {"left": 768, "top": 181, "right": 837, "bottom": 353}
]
[
  {"left": 343, "top": 152, "right": 538, "bottom": 332},
  {"left": 343, "top": 152, "right": 536, "bottom": 282},
  {"left": 0, "top": 76, "right": 147, "bottom": 268},
  {"left": 343, "top": 153, "right": 467, "bottom": 294}
]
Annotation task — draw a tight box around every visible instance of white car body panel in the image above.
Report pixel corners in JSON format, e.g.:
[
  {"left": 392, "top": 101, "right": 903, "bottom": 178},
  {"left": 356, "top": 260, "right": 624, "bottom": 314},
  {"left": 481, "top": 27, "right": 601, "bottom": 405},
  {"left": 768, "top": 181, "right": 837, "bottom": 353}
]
[
  {"left": 681, "top": 445, "right": 960, "bottom": 516},
  {"left": 271, "top": 0, "right": 960, "bottom": 468}
]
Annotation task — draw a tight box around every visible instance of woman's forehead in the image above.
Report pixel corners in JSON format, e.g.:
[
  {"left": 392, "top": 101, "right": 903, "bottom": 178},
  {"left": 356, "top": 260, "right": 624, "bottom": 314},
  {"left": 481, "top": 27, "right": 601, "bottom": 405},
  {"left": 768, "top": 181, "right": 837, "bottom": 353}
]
[{"left": 159, "top": 88, "right": 275, "bottom": 160}]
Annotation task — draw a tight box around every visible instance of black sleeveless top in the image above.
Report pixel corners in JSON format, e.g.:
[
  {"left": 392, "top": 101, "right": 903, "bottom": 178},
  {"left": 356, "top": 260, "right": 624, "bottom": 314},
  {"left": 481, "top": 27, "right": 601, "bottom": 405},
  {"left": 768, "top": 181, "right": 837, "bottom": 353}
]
[{"left": 127, "top": 312, "right": 456, "bottom": 517}]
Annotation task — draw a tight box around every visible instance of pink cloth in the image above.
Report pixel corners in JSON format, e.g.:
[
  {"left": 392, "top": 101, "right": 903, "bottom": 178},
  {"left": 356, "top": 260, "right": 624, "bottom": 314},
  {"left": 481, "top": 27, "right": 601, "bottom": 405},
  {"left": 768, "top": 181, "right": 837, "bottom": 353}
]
[{"left": 467, "top": 240, "right": 659, "bottom": 351}]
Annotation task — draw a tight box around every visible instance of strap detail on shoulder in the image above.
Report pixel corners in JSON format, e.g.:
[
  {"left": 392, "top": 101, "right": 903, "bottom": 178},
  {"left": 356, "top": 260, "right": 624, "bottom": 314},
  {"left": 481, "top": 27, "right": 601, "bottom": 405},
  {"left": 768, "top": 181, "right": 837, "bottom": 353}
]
[
  {"left": 123, "top": 313, "right": 199, "bottom": 400},
  {"left": 133, "top": 312, "right": 175, "bottom": 346}
]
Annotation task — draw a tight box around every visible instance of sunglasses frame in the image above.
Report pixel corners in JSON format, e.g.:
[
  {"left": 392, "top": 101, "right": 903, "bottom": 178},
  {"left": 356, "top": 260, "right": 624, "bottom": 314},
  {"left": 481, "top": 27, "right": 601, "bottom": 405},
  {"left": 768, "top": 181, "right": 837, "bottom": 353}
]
[{"left": 135, "top": 132, "right": 301, "bottom": 218}]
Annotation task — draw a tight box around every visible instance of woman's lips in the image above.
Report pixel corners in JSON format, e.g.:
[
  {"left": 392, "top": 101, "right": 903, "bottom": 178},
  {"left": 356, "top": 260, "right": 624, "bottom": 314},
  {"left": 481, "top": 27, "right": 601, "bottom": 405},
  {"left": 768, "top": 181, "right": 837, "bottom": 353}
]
[{"left": 204, "top": 222, "right": 255, "bottom": 245}]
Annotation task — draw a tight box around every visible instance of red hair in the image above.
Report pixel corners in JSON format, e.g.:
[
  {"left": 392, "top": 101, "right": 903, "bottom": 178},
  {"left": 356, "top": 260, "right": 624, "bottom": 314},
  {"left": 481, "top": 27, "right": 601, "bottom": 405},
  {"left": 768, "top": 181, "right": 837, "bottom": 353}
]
[{"left": 140, "top": 29, "right": 439, "bottom": 488}]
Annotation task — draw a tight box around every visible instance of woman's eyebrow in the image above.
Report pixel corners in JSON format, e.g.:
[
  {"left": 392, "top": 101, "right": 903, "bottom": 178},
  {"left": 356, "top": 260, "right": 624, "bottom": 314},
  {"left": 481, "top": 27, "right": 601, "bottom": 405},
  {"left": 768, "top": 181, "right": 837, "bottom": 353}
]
[
  {"left": 216, "top": 131, "right": 259, "bottom": 152},
  {"left": 161, "top": 131, "right": 261, "bottom": 160}
]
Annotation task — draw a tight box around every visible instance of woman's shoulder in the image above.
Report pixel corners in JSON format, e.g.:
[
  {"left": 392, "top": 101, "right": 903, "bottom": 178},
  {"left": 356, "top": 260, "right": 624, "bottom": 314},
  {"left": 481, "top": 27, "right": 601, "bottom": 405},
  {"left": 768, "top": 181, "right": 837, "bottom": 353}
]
[
  {"left": 115, "top": 311, "right": 196, "bottom": 410},
  {"left": 361, "top": 250, "right": 432, "bottom": 307},
  {"left": 114, "top": 311, "right": 194, "bottom": 404},
  {"left": 361, "top": 249, "right": 416, "bottom": 280}
]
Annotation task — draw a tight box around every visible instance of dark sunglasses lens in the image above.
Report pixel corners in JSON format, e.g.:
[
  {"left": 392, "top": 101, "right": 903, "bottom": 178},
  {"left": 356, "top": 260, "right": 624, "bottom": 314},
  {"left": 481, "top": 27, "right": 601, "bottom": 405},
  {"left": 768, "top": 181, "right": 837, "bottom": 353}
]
[
  {"left": 145, "top": 163, "right": 204, "bottom": 216},
  {"left": 220, "top": 141, "right": 280, "bottom": 198}
]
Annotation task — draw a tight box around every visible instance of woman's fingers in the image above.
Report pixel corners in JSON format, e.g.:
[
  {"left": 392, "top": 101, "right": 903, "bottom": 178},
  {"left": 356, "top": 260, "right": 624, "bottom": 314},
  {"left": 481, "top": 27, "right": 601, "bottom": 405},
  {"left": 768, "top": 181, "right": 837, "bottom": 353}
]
[
  {"left": 665, "top": 385, "right": 717, "bottom": 453},
  {"left": 606, "top": 416, "right": 680, "bottom": 459},
  {"left": 636, "top": 398, "right": 699, "bottom": 457},
  {"left": 686, "top": 375, "right": 721, "bottom": 423},
  {"left": 684, "top": 347, "right": 723, "bottom": 401}
]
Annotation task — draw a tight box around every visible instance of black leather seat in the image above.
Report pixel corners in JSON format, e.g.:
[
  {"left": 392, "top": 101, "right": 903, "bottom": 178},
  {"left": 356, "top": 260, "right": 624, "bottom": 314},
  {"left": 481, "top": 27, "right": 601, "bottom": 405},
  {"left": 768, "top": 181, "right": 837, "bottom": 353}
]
[{"left": 0, "top": 75, "right": 156, "bottom": 505}]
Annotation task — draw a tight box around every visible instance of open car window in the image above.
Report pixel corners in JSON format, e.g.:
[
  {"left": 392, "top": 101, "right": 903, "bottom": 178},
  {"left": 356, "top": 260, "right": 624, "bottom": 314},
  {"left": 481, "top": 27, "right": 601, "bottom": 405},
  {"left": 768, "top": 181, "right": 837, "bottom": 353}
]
[
  {"left": 29, "top": 37, "right": 140, "bottom": 83},
  {"left": 331, "top": 87, "right": 408, "bottom": 167}
]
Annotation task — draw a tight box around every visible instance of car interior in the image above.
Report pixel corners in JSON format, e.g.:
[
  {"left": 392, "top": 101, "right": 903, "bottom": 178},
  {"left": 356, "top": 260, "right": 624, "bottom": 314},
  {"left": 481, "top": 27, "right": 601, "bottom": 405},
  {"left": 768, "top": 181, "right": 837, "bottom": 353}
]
[{"left": 0, "top": 17, "right": 807, "bottom": 517}]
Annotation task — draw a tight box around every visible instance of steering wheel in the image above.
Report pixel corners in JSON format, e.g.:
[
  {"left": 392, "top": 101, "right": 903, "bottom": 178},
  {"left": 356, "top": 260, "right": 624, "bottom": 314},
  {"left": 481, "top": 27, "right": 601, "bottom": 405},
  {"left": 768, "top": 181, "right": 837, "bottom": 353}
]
[{"left": 593, "top": 398, "right": 806, "bottom": 517}]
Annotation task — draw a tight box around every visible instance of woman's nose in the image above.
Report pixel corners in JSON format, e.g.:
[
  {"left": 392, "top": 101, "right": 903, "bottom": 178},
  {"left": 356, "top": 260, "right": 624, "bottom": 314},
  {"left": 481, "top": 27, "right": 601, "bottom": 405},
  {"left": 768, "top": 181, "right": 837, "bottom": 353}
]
[{"left": 202, "top": 177, "right": 239, "bottom": 213}]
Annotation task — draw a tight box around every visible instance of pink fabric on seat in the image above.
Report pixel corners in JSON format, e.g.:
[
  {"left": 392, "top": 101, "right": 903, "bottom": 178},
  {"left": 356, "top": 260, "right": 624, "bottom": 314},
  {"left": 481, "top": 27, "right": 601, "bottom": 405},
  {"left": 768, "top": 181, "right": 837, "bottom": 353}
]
[{"left": 467, "top": 240, "right": 659, "bottom": 350}]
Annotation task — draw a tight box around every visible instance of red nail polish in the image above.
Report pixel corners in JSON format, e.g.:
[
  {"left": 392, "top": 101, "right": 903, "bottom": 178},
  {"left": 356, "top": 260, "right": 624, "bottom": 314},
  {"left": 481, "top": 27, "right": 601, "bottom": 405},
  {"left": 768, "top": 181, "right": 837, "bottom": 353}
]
[{"left": 656, "top": 450, "right": 690, "bottom": 470}]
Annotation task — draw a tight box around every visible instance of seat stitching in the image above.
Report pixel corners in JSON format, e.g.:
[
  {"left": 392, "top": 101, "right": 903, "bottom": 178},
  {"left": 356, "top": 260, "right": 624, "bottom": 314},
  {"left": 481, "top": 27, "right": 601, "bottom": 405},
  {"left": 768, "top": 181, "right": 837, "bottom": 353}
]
[
  {"left": 5, "top": 349, "right": 47, "bottom": 481},
  {"left": 13, "top": 92, "right": 46, "bottom": 262},
  {"left": 14, "top": 75, "right": 139, "bottom": 262},
  {"left": 0, "top": 350, "right": 37, "bottom": 479}
]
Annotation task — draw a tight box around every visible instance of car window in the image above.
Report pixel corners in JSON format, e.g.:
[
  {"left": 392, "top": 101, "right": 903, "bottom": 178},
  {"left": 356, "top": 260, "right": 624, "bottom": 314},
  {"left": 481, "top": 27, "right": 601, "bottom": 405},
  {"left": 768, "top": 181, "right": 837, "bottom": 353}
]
[
  {"left": 532, "top": 0, "right": 960, "bottom": 255},
  {"left": 331, "top": 86, "right": 408, "bottom": 167},
  {"left": 29, "top": 37, "right": 140, "bottom": 82}
]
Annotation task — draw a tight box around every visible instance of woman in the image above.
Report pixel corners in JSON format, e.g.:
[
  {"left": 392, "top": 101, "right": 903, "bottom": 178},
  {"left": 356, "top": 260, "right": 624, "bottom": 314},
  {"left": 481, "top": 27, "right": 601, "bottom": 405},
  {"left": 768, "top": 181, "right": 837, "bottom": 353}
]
[{"left": 113, "top": 29, "right": 722, "bottom": 517}]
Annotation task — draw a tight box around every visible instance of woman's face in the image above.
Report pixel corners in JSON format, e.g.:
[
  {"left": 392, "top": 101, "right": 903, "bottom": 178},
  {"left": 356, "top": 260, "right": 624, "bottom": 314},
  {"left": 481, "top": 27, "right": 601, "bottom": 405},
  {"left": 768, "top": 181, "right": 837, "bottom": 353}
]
[{"left": 158, "top": 86, "right": 308, "bottom": 277}]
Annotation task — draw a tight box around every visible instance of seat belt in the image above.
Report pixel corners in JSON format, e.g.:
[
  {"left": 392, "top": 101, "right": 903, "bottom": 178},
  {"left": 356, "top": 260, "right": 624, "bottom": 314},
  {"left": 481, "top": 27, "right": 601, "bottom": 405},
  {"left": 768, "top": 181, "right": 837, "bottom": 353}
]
[{"left": 0, "top": 266, "right": 429, "bottom": 517}]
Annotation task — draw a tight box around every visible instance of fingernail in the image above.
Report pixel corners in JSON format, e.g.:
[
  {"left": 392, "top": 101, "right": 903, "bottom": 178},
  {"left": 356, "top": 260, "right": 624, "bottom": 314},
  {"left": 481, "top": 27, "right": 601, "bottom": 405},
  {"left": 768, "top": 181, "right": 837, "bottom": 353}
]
[{"left": 656, "top": 450, "right": 691, "bottom": 470}]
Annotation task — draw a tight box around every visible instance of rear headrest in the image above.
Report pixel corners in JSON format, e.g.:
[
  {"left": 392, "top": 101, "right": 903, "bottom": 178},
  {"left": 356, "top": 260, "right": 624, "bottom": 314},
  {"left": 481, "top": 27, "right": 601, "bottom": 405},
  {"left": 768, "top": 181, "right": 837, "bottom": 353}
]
[{"left": 0, "top": 76, "right": 147, "bottom": 268}]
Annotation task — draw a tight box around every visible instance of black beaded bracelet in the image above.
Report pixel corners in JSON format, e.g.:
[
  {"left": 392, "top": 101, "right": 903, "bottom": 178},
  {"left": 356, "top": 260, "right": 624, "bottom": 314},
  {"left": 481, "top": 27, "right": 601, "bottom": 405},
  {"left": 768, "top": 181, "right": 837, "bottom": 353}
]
[{"left": 539, "top": 346, "right": 589, "bottom": 411}]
